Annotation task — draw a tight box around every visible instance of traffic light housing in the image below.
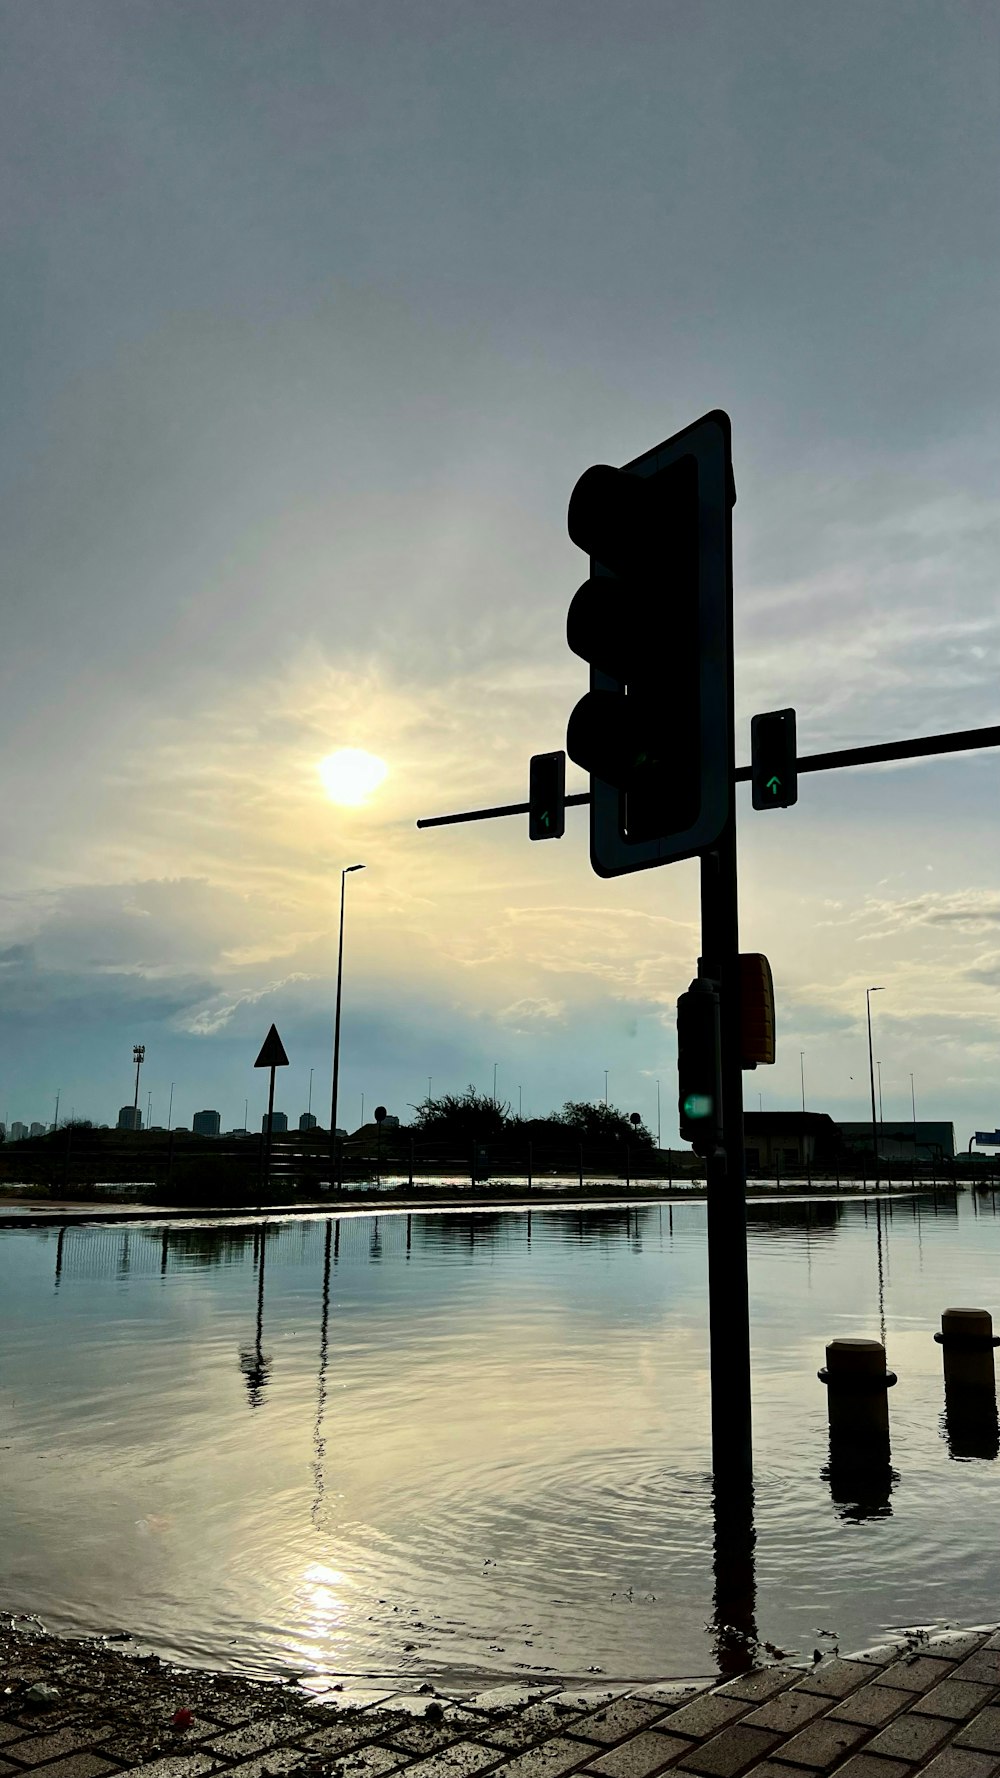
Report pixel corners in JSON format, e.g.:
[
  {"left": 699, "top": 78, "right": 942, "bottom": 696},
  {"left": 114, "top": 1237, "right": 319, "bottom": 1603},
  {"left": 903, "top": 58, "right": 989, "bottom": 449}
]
[
  {"left": 739, "top": 952, "right": 775, "bottom": 1069},
  {"left": 751, "top": 708, "right": 797, "bottom": 810},
  {"left": 677, "top": 976, "right": 723, "bottom": 1156},
  {"left": 528, "top": 751, "right": 566, "bottom": 841},
  {"left": 566, "top": 410, "right": 733, "bottom": 877}
]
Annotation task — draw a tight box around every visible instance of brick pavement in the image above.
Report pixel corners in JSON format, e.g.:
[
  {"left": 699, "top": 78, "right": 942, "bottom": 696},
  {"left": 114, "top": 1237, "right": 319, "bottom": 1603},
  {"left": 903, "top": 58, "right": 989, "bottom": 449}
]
[{"left": 4, "top": 1624, "right": 1000, "bottom": 1778}]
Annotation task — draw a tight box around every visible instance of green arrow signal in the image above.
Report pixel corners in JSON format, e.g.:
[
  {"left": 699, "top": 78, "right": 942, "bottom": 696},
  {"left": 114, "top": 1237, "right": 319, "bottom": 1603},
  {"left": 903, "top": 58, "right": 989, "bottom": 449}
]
[
  {"left": 541, "top": 810, "right": 550, "bottom": 828},
  {"left": 767, "top": 774, "right": 780, "bottom": 795}
]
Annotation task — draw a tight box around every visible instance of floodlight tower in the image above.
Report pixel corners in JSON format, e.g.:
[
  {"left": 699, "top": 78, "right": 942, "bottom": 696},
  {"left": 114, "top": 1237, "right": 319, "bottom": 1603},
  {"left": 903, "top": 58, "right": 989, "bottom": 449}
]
[{"left": 132, "top": 1045, "right": 146, "bottom": 1113}]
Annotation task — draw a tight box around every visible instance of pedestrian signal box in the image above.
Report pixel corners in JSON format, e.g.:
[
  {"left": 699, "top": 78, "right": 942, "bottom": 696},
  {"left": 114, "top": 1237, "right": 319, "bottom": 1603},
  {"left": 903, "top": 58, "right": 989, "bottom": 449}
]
[
  {"left": 751, "top": 708, "right": 797, "bottom": 810},
  {"left": 529, "top": 751, "right": 566, "bottom": 841},
  {"left": 739, "top": 953, "right": 775, "bottom": 1069}
]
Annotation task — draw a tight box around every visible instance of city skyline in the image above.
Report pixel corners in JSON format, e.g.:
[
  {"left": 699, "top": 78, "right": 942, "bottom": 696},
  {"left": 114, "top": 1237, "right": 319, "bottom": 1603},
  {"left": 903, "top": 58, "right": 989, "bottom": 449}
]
[{"left": 2, "top": 3, "right": 998, "bottom": 1148}]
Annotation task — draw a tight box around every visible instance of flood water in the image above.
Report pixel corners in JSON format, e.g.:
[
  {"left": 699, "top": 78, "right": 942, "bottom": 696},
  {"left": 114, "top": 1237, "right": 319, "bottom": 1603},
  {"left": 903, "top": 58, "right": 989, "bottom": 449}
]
[{"left": 1, "top": 1189, "right": 999, "bottom": 1687}]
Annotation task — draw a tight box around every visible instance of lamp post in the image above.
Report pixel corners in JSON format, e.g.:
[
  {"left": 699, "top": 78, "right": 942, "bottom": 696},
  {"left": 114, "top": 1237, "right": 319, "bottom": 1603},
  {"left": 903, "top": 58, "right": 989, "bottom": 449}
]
[
  {"left": 132, "top": 1045, "right": 145, "bottom": 1120},
  {"left": 877, "top": 1060, "right": 884, "bottom": 1123},
  {"left": 866, "top": 987, "right": 884, "bottom": 1181},
  {"left": 910, "top": 1071, "right": 917, "bottom": 1164},
  {"left": 604, "top": 1070, "right": 609, "bottom": 1106},
  {"left": 330, "top": 865, "right": 365, "bottom": 1151},
  {"left": 800, "top": 1051, "right": 806, "bottom": 1114},
  {"left": 656, "top": 1078, "right": 661, "bottom": 1148}
]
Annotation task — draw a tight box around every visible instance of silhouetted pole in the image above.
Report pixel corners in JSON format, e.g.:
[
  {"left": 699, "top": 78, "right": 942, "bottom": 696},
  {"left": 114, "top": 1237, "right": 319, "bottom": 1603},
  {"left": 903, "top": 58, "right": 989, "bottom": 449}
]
[
  {"left": 265, "top": 1063, "right": 276, "bottom": 1180},
  {"left": 132, "top": 1044, "right": 145, "bottom": 1112},
  {"left": 866, "top": 987, "right": 884, "bottom": 1183},
  {"left": 330, "top": 864, "right": 365, "bottom": 1170}
]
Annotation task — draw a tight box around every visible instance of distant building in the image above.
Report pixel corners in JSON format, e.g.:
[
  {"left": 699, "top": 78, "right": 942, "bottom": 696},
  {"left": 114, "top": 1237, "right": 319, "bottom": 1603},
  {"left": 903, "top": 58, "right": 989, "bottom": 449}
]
[
  {"left": 299, "top": 1112, "right": 318, "bottom": 1132},
  {"left": 261, "top": 1111, "right": 288, "bottom": 1133},
  {"left": 10, "top": 1121, "right": 28, "bottom": 1142},
  {"left": 192, "top": 1109, "right": 222, "bottom": 1137},
  {"left": 839, "top": 1120, "right": 955, "bottom": 1163},
  {"left": 29, "top": 1122, "right": 46, "bottom": 1139},
  {"left": 743, "top": 1112, "right": 843, "bottom": 1172},
  {"left": 382, "top": 1114, "right": 400, "bottom": 1130},
  {"left": 117, "top": 1106, "right": 142, "bottom": 1131}
]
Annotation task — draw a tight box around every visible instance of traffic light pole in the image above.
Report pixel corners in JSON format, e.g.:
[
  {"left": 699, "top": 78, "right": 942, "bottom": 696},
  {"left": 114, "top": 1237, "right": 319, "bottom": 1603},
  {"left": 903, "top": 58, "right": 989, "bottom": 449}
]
[{"left": 700, "top": 813, "right": 753, "bottom": 1489}]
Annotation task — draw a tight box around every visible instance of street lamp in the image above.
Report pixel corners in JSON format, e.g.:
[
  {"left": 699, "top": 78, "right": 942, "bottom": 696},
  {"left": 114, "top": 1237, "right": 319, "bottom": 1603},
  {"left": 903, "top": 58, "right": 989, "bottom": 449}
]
[
  {"left": 866, "top": 987, "right": 884, "bottom": 1179},
  {"left": 330, "top": 865, "right": 365, "bottom": 1148},
  {"left": 876, "top": 1059, "right": 884, "bottom": 1124},
  {"left": 656, "top": 1078, "right": 661, "bottom": 1148},
  {"left": 132, "top": 1045, "right": 145, "bottom": 1119},
  {"left": 800, "top": 1050, "right": 806, "bottom": 1114},
  {"left": 604, "top": 1070, "right": 609, "bottom": 1106}
]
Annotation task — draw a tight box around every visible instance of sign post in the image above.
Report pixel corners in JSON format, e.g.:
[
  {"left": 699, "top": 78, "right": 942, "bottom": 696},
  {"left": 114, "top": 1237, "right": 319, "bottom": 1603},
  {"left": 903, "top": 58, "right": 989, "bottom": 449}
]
[{"left": 254, "top": 1023, "right": 290, "bottom": 1197}]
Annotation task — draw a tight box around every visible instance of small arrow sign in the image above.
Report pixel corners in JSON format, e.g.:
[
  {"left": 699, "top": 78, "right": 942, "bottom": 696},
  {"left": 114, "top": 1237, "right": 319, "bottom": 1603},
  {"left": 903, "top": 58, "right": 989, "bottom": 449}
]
[
  {"left": 767, "top": 775, "right": 780, "bottom": 795},
  {"left": 254, "top": 1024, "right": 290, "bottom": 1068}
]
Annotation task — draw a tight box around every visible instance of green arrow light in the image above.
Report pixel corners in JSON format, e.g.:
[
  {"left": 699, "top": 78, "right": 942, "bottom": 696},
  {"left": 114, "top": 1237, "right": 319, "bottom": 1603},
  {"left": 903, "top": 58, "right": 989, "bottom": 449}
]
[
  {"left": 767, "top": 774, "right": 780, "bottom": 795},
  {"left": 682, "top": 1092, "right": 714, "bottom": 1120}
]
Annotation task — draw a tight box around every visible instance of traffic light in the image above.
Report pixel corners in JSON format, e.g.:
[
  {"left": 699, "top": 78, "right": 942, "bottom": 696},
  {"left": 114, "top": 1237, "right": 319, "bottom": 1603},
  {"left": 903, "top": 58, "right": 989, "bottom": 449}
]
[
  {"left": 566, "top": 410, "right": 733, "bottom": 877},
  {"left": 677, "top": 976, "right": 723, "bottom": 1156},
  {"left": 751, "top": 708, "right": 797, "bottom": 810},
  {"left": 528, "top": 750, "right": 566, "bottom": 841}
]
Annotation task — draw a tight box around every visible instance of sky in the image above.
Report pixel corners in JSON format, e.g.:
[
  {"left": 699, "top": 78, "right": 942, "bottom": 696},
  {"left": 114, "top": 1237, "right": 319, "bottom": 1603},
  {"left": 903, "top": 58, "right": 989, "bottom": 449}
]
[{"left": 2, "top": 0, "right": 999, "bottom": 1145}]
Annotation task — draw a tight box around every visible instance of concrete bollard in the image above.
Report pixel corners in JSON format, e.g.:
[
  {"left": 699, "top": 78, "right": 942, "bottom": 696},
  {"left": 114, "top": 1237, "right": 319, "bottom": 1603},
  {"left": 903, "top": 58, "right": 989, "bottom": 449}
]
[
  {"left": 819, "top": 1338, "right": 897, "bottom": 1512},
  {"left": 818, "top": 1338, "right": 897, "bottom": 1442},
  {"left": 935, "top": 1308, "right": 1000, "bottom": 1461},
  {"left": 934, "top": 1307, "right": 999, "bottom": 1393}
]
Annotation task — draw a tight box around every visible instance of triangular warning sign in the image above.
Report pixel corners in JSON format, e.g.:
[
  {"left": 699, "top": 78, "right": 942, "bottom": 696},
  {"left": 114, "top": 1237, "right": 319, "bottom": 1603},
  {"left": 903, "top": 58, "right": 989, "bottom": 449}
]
[{"left": 254, "top": 1023, "right": 290, "bottom": 1068}]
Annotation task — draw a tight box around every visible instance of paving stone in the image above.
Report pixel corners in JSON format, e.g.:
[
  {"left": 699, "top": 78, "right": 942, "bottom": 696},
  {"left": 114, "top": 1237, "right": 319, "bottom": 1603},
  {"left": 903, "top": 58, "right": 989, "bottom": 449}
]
[
  {"left": 909, "top": 1677, "right": 996, "bottom": 1720},
  {"left": 741, "top": 1689, "right": 828, "bottom": 1734},
  {"left": 203, "top": 1717, "right": 307, "bottom": 1760},
  {"left": 121, "top": 1754, "right": 224, "bottom": 1775},
  {"left": 0, "top": 1731, "right": 26, "bottom": 1750},
  {"left": 551, "top": 1693, "right": 632, "bottom": 1713},
  {"left": 465, "top": 1689, "right": 560, "bottom": 1713},
  {"left": 736, "top": 1765, "right": 815, "bottom": 1778},
  {"left": 863, "top": 1708, "right": 954, "bottom": 1762},
  {"left": 18, "top": 1759, "right": 118, "bottom": 1778},
  {"left": 485, "top": 1735, "right": 589, "bottom": 1778},
  {"left": 926, "top": 1629, "right": 996, "bottom": 1660},
  {"left": 956, "top": 1706, "right": 1000, "bottom": 1752},
  {"left": 385, "top": 1708, "right": 487, "bottom": 1756},
  {"left": 395, "top": 1741, "right": 507, "bottom": 1778},
  {"left": 792, "top": 1660, "right": 881, "bottom": 1701},
  {"left": 300, "top": 1714, "right": 408, "bottom": 1756},
  {"left": 567, "top": 1701, "right": 676, "bottom": 1747},
  {"left": 826, "top": 1682, "right": 913, "bottom": 1727},
  {"left": 617, "top": 1687, "right": 711, "bottom": 1710},
  {"left": 0, "top": 1764, "right": 23, "bottom": 1777},
  {"left": 580, "top": 1728, "right": 691, "bottom": 1778},
  {"left": 824, "top": 1758, "right": 911, "bottom": 1778},
  {"left": 951, "top": 1649, "right": 1000, "bottom": 1686},
  {"left": 985, "top": 1632, "right": 1000, "bottom": 1652},
  {"left": 481, "top": 1700, "right": 596, "bottom": 1752},
  {"left": 642, "top": 1696, "right": 745, "bottom": 1742},
  {"left": 871, "top": 1653, "right": 956, "bottom": 1694},
  {"left": 2, "top": 1725, "right": 115, "bottom": 1765},
  {"left": 673, "top": 1722, "right": 781, "bottom": 1776},
  {"left": 767, "top": 1712, "right": 868, "bottom": 1769},
  {"left": 331, "top": 1745, "right": 413, "bottom": 1778},
  {"left": 223, "top": 1749, "right": 319, "bottom": 1778},
  {"left": 921, "top": 1748, "right": 1000, "bottom": 1776},
  {"left": 714, "top": 1670, "right": 799, "bottom": 1706}
]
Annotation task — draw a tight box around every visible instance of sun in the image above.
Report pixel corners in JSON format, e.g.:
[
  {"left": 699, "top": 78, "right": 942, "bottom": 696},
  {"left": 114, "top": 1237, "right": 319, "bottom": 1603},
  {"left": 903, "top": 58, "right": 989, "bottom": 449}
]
[{"left": 318, "top": 748, "right": 388, "bottom": 807}]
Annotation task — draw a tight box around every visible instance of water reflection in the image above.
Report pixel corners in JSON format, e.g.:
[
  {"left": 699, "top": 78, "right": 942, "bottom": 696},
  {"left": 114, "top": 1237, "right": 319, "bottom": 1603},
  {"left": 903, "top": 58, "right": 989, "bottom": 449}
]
[
  {"left": 238, "top": 1227, "right": 272, "bottom": 1407},
  {"left": 4, "top": 1186, "right": 995, "bottom": 1683},
  {"left": 710, "top": 1473, "right": 757, "bottom": 1675}
]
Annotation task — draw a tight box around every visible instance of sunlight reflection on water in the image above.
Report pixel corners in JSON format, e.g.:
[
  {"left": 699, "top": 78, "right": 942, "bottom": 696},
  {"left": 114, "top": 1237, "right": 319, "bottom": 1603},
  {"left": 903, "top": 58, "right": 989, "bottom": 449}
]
[{"left": 1, "top": 1188, "right": 998, "bottom": 1683}]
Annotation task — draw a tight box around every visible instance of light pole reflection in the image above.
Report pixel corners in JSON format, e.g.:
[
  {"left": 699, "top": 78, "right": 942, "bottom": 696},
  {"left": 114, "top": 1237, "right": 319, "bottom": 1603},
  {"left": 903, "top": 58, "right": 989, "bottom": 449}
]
[
  {"left": 311, "top": 1219, "right": 334, "bottom": 1527},
  {"left": 238, "top": 1225, "right": 272, "bottom": 1408},
  {"left": 711, "top": 1472, "right": 758, "bottom": 1676}
]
